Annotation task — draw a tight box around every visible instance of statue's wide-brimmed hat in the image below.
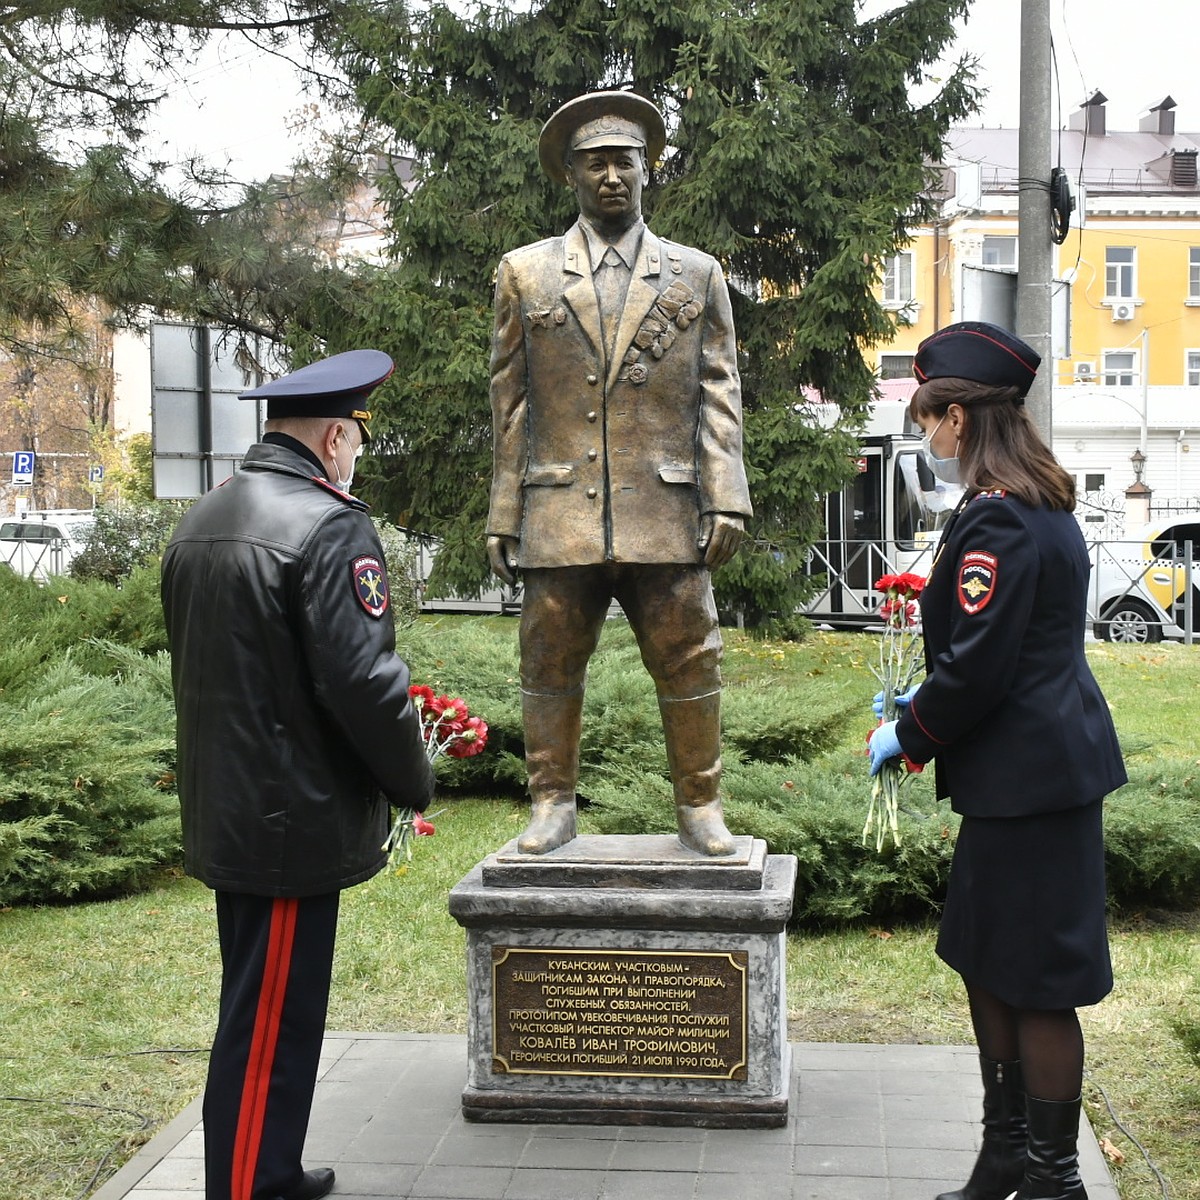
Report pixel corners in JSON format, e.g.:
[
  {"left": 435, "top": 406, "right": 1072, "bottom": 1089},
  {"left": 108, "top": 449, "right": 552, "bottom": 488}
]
[{"left": 538, "top": 90, "right": 667, "bottom": 183}]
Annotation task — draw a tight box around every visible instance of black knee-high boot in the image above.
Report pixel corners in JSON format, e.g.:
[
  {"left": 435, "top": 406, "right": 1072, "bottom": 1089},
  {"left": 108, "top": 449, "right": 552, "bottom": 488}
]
[
  {"left": 937, "top": 1056, "right": 1027, "bottom": 1200},
  {"left": 1013, "top": 1095, "right": 1088, "bottom": 1200}
]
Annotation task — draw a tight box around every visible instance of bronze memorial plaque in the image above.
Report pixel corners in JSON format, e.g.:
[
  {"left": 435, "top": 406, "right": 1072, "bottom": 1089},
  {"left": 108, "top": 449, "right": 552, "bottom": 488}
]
[{"left": 491, "top": 947, "right": 748, "bottom": 1079}]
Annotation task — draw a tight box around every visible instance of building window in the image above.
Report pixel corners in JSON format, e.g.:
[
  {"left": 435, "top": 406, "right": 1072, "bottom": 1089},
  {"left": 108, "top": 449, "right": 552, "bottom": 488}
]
[
  {"left": 982, "top": 236, "right": 1017, "bottom": 268},
  {"left": 1190, "top": 248, "right": 1200, "bottom": 301},
  {"left": 879, "top": 354, "right": 915, "bottom": 380},
  {"left": 1084, "top": 473, "right": 1106, "bottom": 492},
  {"left": 1187, "top": 350, "right": 1200, "bottom": 386},
  {"left": 1105, "top": 246, "right": 1136, "bottom": 299},
  {"left": 882, "top": 252, "right": 914, "bottom": 305},
  {"left": 1103, "top": 350, "right": 1137, "bottom": 386}
]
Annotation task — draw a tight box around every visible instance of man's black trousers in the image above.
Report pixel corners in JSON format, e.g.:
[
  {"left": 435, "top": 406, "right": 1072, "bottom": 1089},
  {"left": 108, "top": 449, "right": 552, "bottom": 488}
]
[{"left": 203, "top": 890, "right": 339, "bottom": 1200}]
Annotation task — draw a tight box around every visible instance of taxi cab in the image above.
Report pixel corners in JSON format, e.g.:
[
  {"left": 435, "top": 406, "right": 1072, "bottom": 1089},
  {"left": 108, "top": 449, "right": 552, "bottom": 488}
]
[{"left": 1090, "top": 519, "right": 1200, "bottom": 643}]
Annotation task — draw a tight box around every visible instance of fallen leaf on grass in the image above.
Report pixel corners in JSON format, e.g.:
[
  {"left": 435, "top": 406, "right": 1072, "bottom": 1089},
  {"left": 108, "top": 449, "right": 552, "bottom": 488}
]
[{"left": 1099, "top": 1137, "right": 1126, "bottom": 1165}]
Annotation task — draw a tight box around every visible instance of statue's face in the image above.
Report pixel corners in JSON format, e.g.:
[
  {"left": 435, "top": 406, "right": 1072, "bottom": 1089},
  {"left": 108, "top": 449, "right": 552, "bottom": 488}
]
[{"left": 567, "top": 145, "right": 647, "bottom": 232}]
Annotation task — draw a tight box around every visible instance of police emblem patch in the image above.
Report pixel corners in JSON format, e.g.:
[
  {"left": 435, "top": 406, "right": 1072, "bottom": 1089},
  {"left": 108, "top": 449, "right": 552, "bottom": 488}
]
[
  {"left": 352, "top": 554, "right": 389, "bottom": 618},
  {"left": 958, "top": 551, "right": 998, "bottom": 614}
]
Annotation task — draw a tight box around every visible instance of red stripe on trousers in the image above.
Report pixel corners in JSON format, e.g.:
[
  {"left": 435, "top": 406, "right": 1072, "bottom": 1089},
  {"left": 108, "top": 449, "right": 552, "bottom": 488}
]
[{"left": 230, "top": 897, "right": 299, "bottom": 1200}]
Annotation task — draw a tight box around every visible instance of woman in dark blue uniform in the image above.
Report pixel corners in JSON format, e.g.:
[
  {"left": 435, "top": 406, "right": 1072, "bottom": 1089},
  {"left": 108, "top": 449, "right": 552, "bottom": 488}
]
[{"left": 868, "top": 323, "right": 1126, "bottom": 1200}]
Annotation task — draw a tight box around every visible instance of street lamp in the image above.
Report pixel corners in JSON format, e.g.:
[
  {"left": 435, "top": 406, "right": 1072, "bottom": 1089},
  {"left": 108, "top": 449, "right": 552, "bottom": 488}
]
[{"left": 1130, "top": 448, "right": 1147, "bottom": 484}]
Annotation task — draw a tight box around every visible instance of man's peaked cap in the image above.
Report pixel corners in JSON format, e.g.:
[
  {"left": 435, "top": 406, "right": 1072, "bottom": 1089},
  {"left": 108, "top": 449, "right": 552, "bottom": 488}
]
[{"left": 241, "top": 349, "right": 394, "bottom": 440}]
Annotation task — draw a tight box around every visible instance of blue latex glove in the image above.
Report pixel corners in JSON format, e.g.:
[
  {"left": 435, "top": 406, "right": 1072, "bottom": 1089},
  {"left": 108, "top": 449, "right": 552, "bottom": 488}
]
[
  {"left": 868, "top": 720, "right": 903, "bottom": 776},
  {"left": 872, "top": 683, "right": 920, "bottom": 720}
]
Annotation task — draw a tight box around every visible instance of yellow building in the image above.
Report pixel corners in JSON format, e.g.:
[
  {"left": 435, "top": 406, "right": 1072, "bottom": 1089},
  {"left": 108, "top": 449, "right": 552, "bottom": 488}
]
[{"left": 869, "top": 93, "right": 1200, "bottom": 505}]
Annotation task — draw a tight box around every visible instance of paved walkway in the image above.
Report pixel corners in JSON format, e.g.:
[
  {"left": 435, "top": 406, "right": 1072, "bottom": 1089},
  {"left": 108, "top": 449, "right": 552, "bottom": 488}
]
[{"left": 92, "top": 1034, "right": 1117, "bottom": 1200}]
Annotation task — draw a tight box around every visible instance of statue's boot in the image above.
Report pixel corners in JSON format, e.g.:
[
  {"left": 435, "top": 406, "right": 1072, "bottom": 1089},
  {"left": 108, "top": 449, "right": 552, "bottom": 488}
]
[
  {"left": 660, "top": 691, "right": 736, "bottom": 856},
  {"left": 517, "top": 688, "right": 583, "bottom": 854}
]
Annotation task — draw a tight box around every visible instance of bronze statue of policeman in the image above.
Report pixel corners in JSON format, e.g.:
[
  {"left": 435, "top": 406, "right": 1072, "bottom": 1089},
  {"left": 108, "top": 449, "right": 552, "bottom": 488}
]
[{"left": 487, "top": 90, "right": 753, "bottom": 857}]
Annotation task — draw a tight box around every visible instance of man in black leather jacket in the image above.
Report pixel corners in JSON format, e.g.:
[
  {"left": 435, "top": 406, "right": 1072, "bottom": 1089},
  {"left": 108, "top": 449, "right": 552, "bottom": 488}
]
[{"left": 161, "top": 349, "right": 434, "bottom": 1200}]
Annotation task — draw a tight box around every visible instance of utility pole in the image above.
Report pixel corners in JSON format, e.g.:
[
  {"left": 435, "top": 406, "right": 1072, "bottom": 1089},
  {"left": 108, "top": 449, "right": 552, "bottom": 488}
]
[{"left": 1016, "top": 0, "right": 1053, "bottom": 442}]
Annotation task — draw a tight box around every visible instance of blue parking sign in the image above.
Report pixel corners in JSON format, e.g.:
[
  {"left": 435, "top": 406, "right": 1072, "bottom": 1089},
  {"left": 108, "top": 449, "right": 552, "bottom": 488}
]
[{"left": 12, "top": 450, "right": 35, "bottom": 485}]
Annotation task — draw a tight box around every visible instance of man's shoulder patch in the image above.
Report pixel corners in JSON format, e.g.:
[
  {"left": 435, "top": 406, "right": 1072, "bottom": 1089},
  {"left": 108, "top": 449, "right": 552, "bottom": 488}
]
[
  {"left": 351, "top": 554, "right": 389, "bottom": 618},
  {"left": 957, "top": 550, "right": 998, "bottom": 615}
]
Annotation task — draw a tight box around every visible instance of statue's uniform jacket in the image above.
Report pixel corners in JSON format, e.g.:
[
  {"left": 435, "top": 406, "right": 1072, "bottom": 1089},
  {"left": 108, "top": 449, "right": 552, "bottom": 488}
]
[{"left": 487, "top": 221, "right": 752, "bottom": 563}]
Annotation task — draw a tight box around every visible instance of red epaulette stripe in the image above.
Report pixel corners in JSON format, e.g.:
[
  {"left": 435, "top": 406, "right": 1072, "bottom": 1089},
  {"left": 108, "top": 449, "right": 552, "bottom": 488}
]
[
  {"left": 310, "top": 476, "right": 354, "bottom": 502},
  {"left": 231, "top": 897, "right": 300, "bottom": 1200}
]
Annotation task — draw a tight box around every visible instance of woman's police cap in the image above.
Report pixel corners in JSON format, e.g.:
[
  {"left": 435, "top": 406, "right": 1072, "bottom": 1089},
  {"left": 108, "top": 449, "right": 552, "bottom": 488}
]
[
  {"left": 241, "top": 349, "right": 394, "bottom": 439},
  {"left": 539, "top": 90, "right": 667, "bottom": 183},
  {"left": 913, "top": 321, "right": 1040, "bottom": 401}
]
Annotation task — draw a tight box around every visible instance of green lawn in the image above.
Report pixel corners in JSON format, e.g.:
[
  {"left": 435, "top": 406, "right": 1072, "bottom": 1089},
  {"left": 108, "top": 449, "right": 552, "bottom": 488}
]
[{"left": 1, "top": 630, "right": 1197, "bottom": 1200}]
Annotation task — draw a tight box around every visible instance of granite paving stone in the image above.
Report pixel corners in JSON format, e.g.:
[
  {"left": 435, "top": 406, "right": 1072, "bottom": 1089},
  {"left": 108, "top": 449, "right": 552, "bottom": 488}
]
[
  {"left": 603, "top": 1137, "right": 705, "bottom": 1171},
  {"left": 411, "top": 1164, "right": 517, "bottom": 1198},
  {"left": 517, "top": 1136, "right": 616, "bottom": 1171},
  {"left": 501, "top": 1167, "right": 607, "bottom": 1200},
  {"left": 433, "top": 1135, "right": 531, "bottom": 1169},
  {"left": 792, "top": 1178, "right": 891, "bottom": 1200},
  {"left": 331, "top": 1162, "right": 423, "bottom": 1195},
  {"left": 702, "top": 1139, "right": 797, "bottom": 1174},
  {"left": 90, "top": 1035, "right": 1119, "bottom": 1200},
  {"left": 693, "top": 1171, "right": 795, "bottom": 1200},
  {"left": 597, "top": 1169, "right": 700, "bottom": 1199}
]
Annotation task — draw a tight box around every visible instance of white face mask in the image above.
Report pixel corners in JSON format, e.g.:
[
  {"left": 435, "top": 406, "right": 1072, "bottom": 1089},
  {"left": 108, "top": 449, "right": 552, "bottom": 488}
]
[
  {"left": 921, "top": 414, "right": 961, "bottom": 486},
  {"left": 333, "top": 430, "right": 363, "bottom": 493}
]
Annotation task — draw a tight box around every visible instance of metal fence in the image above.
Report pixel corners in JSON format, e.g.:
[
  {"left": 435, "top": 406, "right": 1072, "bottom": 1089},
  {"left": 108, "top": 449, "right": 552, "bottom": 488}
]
[
  {"left": 1150, "top": 497, "right": 1200, "bottom": 518},
  {"left": 0, "top": 530, "right": 73, "bottom": 580},
  {"left": 801, "top": 539, "right": 938, "bottom": 626},
  {"left": 802, "top": 536, "right": 1196, "bottom": 646},
  {"left": 1085, "top": 536, "right": 1195, "bottom": 645},
  {"left": 1075, "top": 491, "right": 1125, "bottom": 541}
]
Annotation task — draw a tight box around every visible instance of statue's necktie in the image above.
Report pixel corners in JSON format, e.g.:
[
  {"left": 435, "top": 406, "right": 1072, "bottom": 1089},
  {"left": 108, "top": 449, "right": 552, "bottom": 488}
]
[{"left": 595, "top": 247, "right": 629, "bottom": 363}]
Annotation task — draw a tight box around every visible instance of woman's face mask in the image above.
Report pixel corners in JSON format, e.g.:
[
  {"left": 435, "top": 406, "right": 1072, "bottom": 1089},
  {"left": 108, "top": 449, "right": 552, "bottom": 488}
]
[{"left": 921, "top": 414, "right": 961, "bottom": 486}]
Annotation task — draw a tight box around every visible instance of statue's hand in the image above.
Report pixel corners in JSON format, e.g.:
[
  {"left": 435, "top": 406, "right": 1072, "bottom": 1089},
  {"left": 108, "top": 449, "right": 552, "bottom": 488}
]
[
  {"left": 699, "top": 513, "right": 744, "bottom": 569},
  {"left": 486, "top": 534, "right": 520, "bottom": 586}
]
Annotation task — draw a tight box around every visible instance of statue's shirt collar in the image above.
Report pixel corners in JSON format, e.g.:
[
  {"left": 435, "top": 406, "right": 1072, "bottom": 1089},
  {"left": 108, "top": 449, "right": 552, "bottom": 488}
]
[{"left": 579, "top": 217, "right": 645, "bottom": 273}]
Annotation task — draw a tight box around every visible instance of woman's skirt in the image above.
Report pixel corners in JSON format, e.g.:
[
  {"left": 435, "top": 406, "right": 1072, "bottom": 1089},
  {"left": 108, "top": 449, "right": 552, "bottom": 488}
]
[{"left": 936, "top": 798, "right": 1112, "bottom": 1009}]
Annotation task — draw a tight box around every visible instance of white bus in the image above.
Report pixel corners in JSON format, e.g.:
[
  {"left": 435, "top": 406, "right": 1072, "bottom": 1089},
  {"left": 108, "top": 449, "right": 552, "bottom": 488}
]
[{"left": 800, "top": 398, "right": 962, "bottom": 628}]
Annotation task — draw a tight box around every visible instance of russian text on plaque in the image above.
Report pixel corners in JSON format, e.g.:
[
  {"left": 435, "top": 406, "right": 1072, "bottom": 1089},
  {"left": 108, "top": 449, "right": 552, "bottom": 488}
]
[{"left": 492, "top": 947, "right": 748, "bottom": 1080}]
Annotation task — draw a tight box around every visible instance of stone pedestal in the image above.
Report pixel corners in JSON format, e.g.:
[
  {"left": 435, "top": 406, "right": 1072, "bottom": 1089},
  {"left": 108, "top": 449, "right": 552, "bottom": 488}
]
[{"left": 448, "top": 834, "right": 797, "bottom": 1128}]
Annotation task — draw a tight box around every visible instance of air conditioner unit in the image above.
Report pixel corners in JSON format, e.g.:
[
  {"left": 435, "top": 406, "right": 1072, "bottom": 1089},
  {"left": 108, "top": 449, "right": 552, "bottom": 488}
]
[
  {"left": 1111, "top": 303, "right": 1134, "bottom": 322},
  {"left": 1074, "top": 361, "right": 1096, "bottom": 380}
]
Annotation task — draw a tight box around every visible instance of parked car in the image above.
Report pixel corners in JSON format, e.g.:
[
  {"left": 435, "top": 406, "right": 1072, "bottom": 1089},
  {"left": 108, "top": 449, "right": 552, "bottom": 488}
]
[
  {"left": 1089, "top": 519, "right": 1200, "bottom": 643},
  {"left": 0, "top": 509, "right": 94, "bottom": 581}
]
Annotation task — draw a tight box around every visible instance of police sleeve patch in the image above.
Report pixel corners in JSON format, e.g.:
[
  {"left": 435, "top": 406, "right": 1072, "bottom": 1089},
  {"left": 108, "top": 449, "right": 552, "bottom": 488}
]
[
  {"left": 351, "top": 554, "right": 390, "bottom": 618},
  {"left": 958, "top": 550, "right": 998, "bottom": 614}
]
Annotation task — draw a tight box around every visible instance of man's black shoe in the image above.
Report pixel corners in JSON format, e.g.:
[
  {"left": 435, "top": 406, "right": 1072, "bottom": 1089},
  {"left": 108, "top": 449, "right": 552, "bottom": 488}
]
[{"left": 282, "top": 1167, "right": 335, "bottom": 1200}]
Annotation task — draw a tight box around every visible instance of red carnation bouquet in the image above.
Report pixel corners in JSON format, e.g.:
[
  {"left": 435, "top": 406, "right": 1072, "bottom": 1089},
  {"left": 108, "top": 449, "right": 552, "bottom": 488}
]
[
  {"left": 865, "top": 572, "right": 926, "bottom": 851},
  {"left": 383, "top": 684, "right": 489, "bottom": 874}
]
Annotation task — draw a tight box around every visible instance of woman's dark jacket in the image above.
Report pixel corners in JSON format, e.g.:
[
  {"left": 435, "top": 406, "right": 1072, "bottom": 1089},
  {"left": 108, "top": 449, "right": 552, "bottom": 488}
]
[
  {"left": 161, "top": 441, "right": 434, "bottom": 897},
  {"left": 897, "top": 490, "right": 1126, "bottom": 817}
]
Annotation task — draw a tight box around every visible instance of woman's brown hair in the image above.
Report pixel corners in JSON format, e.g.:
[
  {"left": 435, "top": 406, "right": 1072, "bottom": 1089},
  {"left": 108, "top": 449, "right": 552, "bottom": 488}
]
[{"left": 908, "top": 377, "right": 1076, "bottom": 512}]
